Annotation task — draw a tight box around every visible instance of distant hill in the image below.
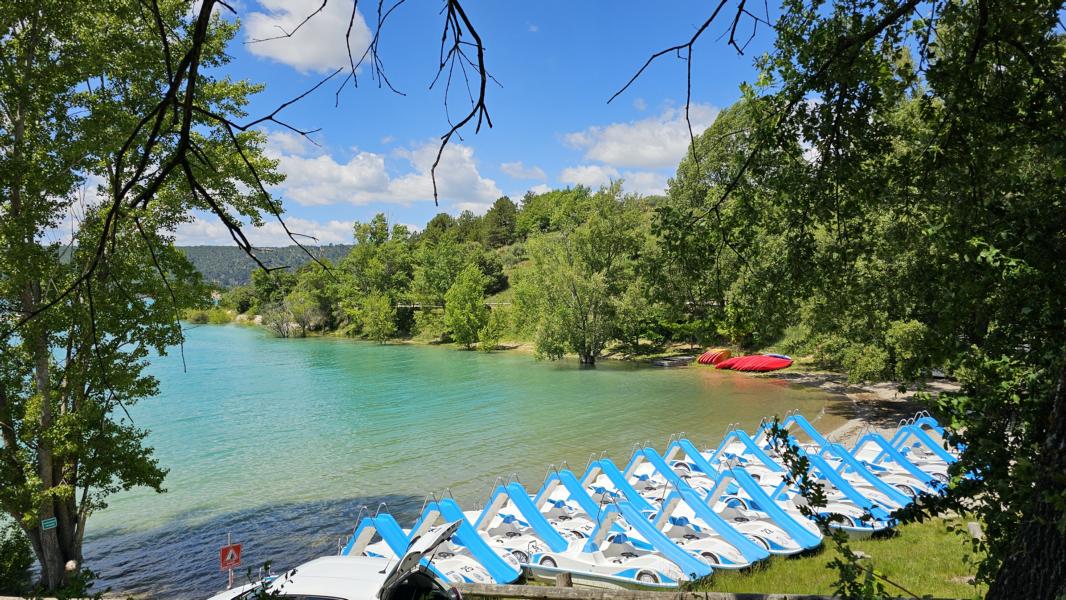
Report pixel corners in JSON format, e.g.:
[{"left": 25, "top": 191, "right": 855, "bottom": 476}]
[{"left": 179, "top": 245, "right": 352, "bottom": 287}]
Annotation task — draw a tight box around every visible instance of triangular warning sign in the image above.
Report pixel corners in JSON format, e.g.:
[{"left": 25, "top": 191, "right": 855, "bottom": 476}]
[{"left": 220, "top": 543, "right": 242, "bottom": 570}]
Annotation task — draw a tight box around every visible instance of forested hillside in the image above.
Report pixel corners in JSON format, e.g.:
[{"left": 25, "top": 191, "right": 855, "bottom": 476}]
[{"left": 179, "top": 245, "right": 353, "bottom": 287}]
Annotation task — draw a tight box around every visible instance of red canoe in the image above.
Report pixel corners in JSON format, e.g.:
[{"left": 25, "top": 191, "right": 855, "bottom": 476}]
[
  {"left": 716, "top": 355, "right": 793, "bottom": 372},
  {"left": 697, "top": 349, "right": 731, "bottom": 365}
]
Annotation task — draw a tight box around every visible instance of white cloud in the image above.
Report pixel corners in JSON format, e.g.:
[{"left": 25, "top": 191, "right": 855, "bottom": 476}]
[
  {"left": 268, "top": 133, "right": 501, "bottom": 207},
  {"left": 526, "top": 183, "right": 551, "bottom": 195},
  {"left": 453, "top": 201, "right": 493, "bottom": 215},
  {"left": 273, "top": 151, "right": 389, "bottom": 205},
  {"left": 266, "top": 130, "right": 318, "bottom": 156},
  {"left": 633, "top": 97, "right": 647, "bottom": 111},
  {"left": 563, "top": 103, "right": 718, "bottom": 169},
  {"left": 500, "top": 161, "right": 547, "bottom": 180},
  {"left": 559, "top": 165, "right": 620, "bottom": 188},
  {"left": 390, "top": 142, "right": 502, "bottom": 205},
  {"left": 528, "top": 23, "right": 539, "bottom": 33},
  {"left": 621, "top": 171, "right": 669, "bottom": 196},
  {"left": 174, "top": 214, "right": 355, "bottom": 246},
  {"left": 555, "top": 167, "right": 669, "bottom": 196},
  {"left": 245, "top": 0, "right": 371, "bottom": 73},
  {"left": 380, "top": 135, "right": 395, "bottom": 145}
]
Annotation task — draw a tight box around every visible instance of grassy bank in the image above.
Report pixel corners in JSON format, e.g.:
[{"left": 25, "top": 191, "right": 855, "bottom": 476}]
[{"left": 693, "top": 519, "right": 983, "bottom": 599}]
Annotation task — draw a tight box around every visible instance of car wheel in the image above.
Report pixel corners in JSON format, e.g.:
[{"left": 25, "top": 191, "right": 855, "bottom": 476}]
[
  {"left": 752, "top": 536, "right": 771, "bottom": 550},
  {"left": 539, "top": 556, "right": 557, "bottom": 568},
  {"left": 511, "top": 550, "right": 529, "bottom": 564},
  {"left": 636, "top": 570, "right": 659, "bottom": 584}
]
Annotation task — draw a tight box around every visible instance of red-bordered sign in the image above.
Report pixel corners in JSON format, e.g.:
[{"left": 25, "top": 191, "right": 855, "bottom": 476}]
[{"left": 220, "top": 543, "right": 242, "bottom": 571}]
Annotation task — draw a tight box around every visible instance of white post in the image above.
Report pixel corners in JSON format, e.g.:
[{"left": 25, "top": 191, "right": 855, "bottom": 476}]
[{"left": 227, "top": 532, "right": 234, "bottom": 590}]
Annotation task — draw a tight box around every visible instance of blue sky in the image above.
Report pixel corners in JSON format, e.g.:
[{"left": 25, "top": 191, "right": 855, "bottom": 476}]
[{"left": 175, "top": 1, "right": 778, "bottom": 246}]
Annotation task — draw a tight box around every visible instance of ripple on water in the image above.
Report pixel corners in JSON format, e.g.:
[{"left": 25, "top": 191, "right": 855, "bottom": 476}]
[
  {"left": 85, "top": 495, "right": 423, "bottom": 599},
  {"left": 83, "top": 325, "right": 846, "bottom": 598}
]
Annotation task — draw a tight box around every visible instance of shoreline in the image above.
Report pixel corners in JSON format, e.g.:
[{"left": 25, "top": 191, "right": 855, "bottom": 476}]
[
  {"left": 225, "top": 318, "right": 930, "bottom": 443},
  {"left": 760, "top": 371, "right": 958, "bottom": 446},
  {"left": 224, "top": 317, "right": 952, "bottom": 437}
]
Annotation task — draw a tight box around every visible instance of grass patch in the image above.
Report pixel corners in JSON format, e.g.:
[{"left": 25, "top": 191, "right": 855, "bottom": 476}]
[
  {"left": 693, "top": 519, "right": 984, "bottom": 599},
  {"left": 184, "top": 307, "right": 234, "bottom": 325}
]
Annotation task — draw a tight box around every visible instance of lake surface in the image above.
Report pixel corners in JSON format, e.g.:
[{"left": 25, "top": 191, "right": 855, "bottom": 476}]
[{"left": 84, "top": 324, "right": 844, "bottom": 597}]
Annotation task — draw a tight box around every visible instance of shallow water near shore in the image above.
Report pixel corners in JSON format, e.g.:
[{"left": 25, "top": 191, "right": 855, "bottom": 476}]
[{"left": 84, "top": 324, "right": 845, "bottom": 598}]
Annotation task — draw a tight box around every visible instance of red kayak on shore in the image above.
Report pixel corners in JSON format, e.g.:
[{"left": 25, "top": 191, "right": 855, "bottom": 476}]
[
  {"left": 715, "top": 354, "right": 793, "bottom": 372},
  {"left": 697, "top": 348, "right": 731, "bottom": 365}
]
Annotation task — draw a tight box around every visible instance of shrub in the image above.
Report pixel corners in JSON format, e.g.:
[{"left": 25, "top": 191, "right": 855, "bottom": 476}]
[
  {"left": 414, "top": 309, "right": 447, "bottom": 342},
  {"left": 207, "top": 309, "right": 233, "bottom": 325},
  {"left": 0, "top": 521, "right": 32, "bottom": 595},
  {"left": 185, "top": 309, "right": 209, "bottom": 324},
  {"left": 220, "top": 285, "right": 255, "bottom": 313},
  {"left": 261, "top": 304, "right": 295, "bottom": 338},
  {"left": 842, "top": 343, "right": 890, "bottom": 383},
  {"left": 478, "top": 307, "right": 509, "bottom": 352},
  {"left": 885, "top": 319, "right": 931, "bottom": 381},
  {"left": 500, "top": 242, "right": 526, "bottom": 268},
  {"left": 811, "top": 334, "right": 850, "bottom": 371},
  {"left": 361, "top": 293, "right": 396, "bottom": 343},
  {"left": 777, "top": 323, "right": 813, "bottom": 356}
]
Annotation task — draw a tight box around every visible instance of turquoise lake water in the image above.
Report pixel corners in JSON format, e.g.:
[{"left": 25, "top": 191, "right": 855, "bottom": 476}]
[{"left": 84, "top": 324, "right": 844, "bottom": 596}]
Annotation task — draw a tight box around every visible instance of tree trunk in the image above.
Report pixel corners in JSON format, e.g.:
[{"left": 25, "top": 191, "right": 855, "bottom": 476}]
[
  {"left": 11, "top": 60, "right": 70, "bottom": 592},
  {"left": 985, "top": 365, "right": 1066, "bottom": 600},
  {"left": 579, "top": 352, "right": 596, "bottom": 366}
]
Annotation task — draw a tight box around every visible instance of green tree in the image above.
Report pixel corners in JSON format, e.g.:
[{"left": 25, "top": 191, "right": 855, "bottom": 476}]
[
  {"left": 481, "top": 196, "right": 517, "bottom": 248},
  {"left": 614, "top": 280, "right": 661, "bottom": 354},
  {"left": 444, "top": 264, "right": 489, "bottom": 349},
  {"left": 220, "top": 284, "right": 256, "bottom": 314},
  {"left": 665, "top": 1, "right": 1066, "bottom": 595},
  {"left": 454, "top": 209, "right": 484, "bottom": 243},
  {"left": 515, "top": 188, "right": 591, "bottom": 238},
  {"left": 0, "top": 3, "right": 282, "bottom": 589},
  {"left": 250, "top": 268, "right": 297, "bottom": 314},
  {"left": 422, "top": 212, "right": 456, "bottom": 243},
  {"left": 652, "top": 98, "right": 798, "bottom": 348},
  {"left": 514, "top": 184, "right": 646, "bottom": 364},
  {"left": 291, "top": 261, "right": 340, "bottom": 331},
  {"left": 337, "top": 215, "right": 412, "bottom": 332},
  {"left": 411, "top": 234, "right": 465, "bottom": 308},
  {"left": 478, "top": 307, "right": 509, "bottom": 352},
  {"left": 466, "top": 244, "right": 508, "bottom": 296},
  {"left": 360, "top": 292, "right": 397, "bottom": 343},
  {"left": 0, "top": 520, "right": 32, "bottom": 595},
  {"left": 284, "top": 288, "right": 323, "bottom": 337}
]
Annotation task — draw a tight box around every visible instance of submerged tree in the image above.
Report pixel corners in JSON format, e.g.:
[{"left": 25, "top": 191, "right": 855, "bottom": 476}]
[{"left": 514, "top": 184, "right": 646, "bottom": 365}]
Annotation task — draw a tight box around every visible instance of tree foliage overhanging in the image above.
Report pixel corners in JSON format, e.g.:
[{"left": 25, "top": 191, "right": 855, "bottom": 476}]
[
  {"left": 2, "top": 0, "right": 1065, "bottom": 597},
  {"left": 697, "top": 1, "right": 1065, "bottom": 597},
  {"left": 0, "top": 1, "right": 282, "bottom": 590}
]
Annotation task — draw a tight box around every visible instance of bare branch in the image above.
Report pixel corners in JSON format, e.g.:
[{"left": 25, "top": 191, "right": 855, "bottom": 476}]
[
  {"left": 430, "top": 0, "right": 496, "bottom": 206},
  {"left": 245, "top": 1, "right": 328, "bottom": 44}
]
